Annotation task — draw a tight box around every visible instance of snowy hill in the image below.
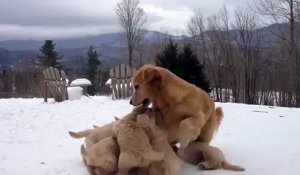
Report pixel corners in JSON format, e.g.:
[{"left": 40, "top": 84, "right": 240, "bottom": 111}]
[{"left": 0, "top": 96, "right": 299, "bottom": 175}]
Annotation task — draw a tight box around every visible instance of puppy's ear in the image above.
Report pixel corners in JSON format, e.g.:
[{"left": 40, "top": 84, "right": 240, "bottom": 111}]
[
  {"left": 93, "top": 125, "right": 99, "bottom": 128},
  {"left": 142, "top": 67, "right": 161, "bottom": 82},
  {"left": 114, "top": 116, "right": 120, "bottom": 121}
]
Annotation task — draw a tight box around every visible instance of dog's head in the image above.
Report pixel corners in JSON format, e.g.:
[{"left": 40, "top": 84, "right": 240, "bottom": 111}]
[{"left": 130, "top": 65, "right": 162, "bottom": 106}]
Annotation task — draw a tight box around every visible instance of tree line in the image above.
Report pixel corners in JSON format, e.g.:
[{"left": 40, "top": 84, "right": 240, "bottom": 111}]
[
  {"left": 182, "top": 0, "right": 300, "bottom": 107},
  {"left": 1, "top": 0, "right": 300, "bottom": 108}
]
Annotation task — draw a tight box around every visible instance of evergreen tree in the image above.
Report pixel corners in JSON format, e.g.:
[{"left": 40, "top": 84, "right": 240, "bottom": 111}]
[
  {"left": 37, "top": 40, "right": 63, "bottom": 69},
  {"left": 156, "top": 39, "right": 178, "bottom": 70},
  {"left": 86, "top": 45, "right": 101, "bottom": 95},
  {"left": 156, "top": 40, "right": 211, "bottom": 93}
]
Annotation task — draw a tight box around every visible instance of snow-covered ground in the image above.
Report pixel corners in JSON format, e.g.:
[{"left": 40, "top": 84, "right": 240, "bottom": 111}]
[{"left": 0, "top": 96, "right": 300, "bottom": 175}]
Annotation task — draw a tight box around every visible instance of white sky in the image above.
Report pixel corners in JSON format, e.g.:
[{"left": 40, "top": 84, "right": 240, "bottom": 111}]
[{"left": 0, "top": 0, "right": 250, "bottom": 41}]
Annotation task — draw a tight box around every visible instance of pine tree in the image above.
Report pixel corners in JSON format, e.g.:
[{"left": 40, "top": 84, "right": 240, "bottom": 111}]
[
  {"left": 86, "top": 45, "right": 101, "bottom": 95},
  {"left": 155, "top": 40, "right": 211, "bottom": 93},
  {"left": 37, "top": 40, "right": 63, "bottom": 69},
  {"left": 156, "top": 39, "right": 178, "bottom": 70}
]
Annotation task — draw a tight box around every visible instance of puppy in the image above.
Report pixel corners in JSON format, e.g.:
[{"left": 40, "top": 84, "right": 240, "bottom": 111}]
[
  {"left": 113, "top": 119, "right": 164, "bottom": 175},
  {"left": 68, "top": 121, "right": 116, "bottom": 149},
  {"left": 68, "top": 104, "right": 150, "bottom": 164},
  {"left": 69, "top": 103, "right": 150, "bottom": 147},
  {"left": 177, "top": 141, "right": 245, "bottom": 171},
  {"left": 82, "top": 137, "right": 119, "bottom": 175},
  {"left": 130, "top": 64, "right": 223, "bottom": 147},
  {"left": 137, "top": 112, "right": 183, "bottom": 175}
]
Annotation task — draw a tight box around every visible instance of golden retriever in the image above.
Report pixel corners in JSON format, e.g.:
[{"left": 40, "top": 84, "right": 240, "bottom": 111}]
[
  {"left": 130, "top": 64, "right": 223, "bottom": 147},
  {"left": 113, "top": 119, "right": 164, "bottom": 175},
  {"left": 177, "top": 141, "right": 245, "bottom": 171},
  {"left": 68, "top": 121, "right": 115, "bottom": 149},
  {"left": 68, "top": 104, "right": 149, "bottom": 147},
  {"left": 68, "top": 104, "right": 149, "bottom": 165},
  {"left": 137, "top": 112, "right": 183, "bottom": 175},
  {"left": 82, "top": 137, "right": 119, "bottom": 175}
]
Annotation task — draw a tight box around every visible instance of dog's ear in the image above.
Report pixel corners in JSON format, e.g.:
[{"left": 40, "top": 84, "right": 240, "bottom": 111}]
[
  {"left": 92, "top": 125, "right": 99, "bottom": 128},
  {"left": 142, "top": 67, "right": 161, "bottom": 82}
]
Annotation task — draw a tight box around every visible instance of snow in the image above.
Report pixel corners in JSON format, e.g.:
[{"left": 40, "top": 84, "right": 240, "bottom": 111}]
[
  {"left": 70, "top": 78, "right": 92, "bottom": 86},
  {"left": 67, "top": 87, "right": 83, "bottom": 100},
  {"left": 0, "top": 97, "right": 300, "bottom": 175},
  {"left": 105, "top": 78, "right": 112, "bottom": 85}
]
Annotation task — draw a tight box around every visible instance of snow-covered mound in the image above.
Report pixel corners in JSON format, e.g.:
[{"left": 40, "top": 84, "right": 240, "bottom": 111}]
[
  {"left": 0, "top": 96, "right": 299, "bottom": 175},
  {"left": 70, "top": 78, "right": 92, "bottom": 86}
]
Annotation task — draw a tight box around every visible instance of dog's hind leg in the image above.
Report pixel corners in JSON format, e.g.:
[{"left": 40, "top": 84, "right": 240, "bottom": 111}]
[
  {"left": 198, "top": 160, "right": 218, "bottom": 170},
  {"left": 178, "top": 116, "right": 204, "bottom": 148},
  {"left": 198, "top": 108, "right": 223, "bottom": 143}
]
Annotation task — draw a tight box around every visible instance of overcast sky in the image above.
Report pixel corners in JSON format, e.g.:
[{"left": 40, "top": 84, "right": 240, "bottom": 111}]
[{"left": 0, "top": 0, "right": 249, "bottom": 41}]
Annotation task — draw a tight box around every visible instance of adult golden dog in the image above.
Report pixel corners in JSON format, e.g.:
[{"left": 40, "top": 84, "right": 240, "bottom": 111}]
[{"left": 130, "top": 65, "right": 223, "bottom": 147}]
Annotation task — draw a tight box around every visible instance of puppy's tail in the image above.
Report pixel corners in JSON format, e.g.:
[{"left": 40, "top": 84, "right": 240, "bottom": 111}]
[
  {"left": 68, "top": 129, "right": 93, "bottom": 138},
  {"left": 146, "top": 150, "right": 165, "bottom": 163},
  {"left": 222, "top": 161, "right": 245, "bottom": 171},
  {"left": 214, "top": 107, "right": 224, "bottom": 133}
]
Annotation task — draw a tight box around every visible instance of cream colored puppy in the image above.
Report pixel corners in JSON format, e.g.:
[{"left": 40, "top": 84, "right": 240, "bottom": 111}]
[
  {"left": 177, "top": 141, "right": 245, "bottom": 171},
  {"left": 137, "top": 112, "right": 183, "bottom": 175},
  {"left": 68, "top": 121, "right": 115, "bottom": 149},
  {"left": 82, "top": 137, "right": 119, "bottom": 175},
  {"left": 69, "top": 103, "right": 149, "bottom": 147},
  {"left": 113, "top": 120, "right": 164, "bottom": 175}
]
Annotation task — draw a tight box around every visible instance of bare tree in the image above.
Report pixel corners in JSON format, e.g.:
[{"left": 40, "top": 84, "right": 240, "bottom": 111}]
[
  {"left": 187, "top": 6, "right": 240, "bottom": 102},
  {"left": 115, "top": 0, "right": 147, "bottom": 67},
  {"left": 256, "top": 0, "right": 300, "bottom": 107},
  {"left": 136, "top": 29, "right": 146, "bottom": 67},
  {"left": 187, "top": 9, "right": 208, "bottom": 65},
  {"left": 232, "top": 8, "right": 262, "bottom": 104}
]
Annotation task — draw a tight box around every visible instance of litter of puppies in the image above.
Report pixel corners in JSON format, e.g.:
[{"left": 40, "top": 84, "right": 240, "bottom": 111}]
[{"left": 68, "top": 65, "right": 245, "bottom": 175}]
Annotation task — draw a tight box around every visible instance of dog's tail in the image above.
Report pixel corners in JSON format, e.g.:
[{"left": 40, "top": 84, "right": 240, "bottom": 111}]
[
  {"left": 197, "top": 106, "right": 224, "bottom": 143},
  {"left": 68, "top": 129, "right": 93, "bottom": 138},
  {"left": 222, "top": 161, "right": 245, "bottom": 171},
  {"left": 214, "top": 107, "right": 224, "bottom": 133}
]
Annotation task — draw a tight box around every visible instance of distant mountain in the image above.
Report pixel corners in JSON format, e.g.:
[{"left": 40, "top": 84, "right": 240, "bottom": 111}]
[
  {"left": 0, "top": 30, "right": 176, "bottom": 51},
  {"left": 0, "top": 24, "right": 291, "bottom": 70},
  {"left": 0, "top": 30, "right": 179, "bottom": 69}
]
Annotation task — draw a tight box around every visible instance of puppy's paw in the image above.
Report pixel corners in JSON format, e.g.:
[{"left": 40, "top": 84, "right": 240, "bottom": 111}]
[{"left": 198, "top": 162, "right": 208, "bottom": 170}]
